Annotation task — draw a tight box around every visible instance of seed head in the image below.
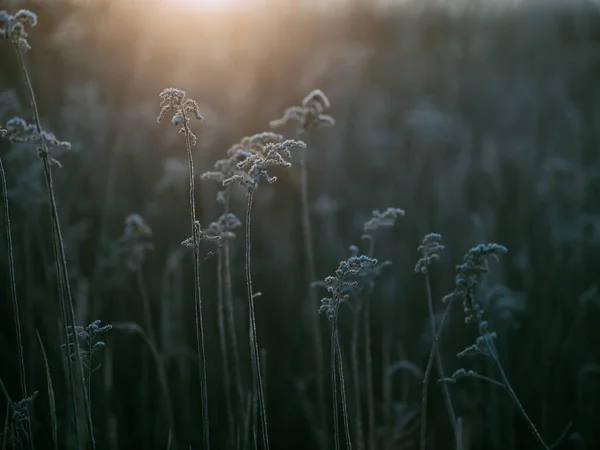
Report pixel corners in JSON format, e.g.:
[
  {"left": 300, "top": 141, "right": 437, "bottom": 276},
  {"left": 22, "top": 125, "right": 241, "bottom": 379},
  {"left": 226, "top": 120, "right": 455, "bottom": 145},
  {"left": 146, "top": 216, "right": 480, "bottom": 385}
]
[
  {"left": 415, "top": 233, "right": 444, "bottom": 275},
  {"left": 270, "top": 89, "right": 335, "bottom": 134}
]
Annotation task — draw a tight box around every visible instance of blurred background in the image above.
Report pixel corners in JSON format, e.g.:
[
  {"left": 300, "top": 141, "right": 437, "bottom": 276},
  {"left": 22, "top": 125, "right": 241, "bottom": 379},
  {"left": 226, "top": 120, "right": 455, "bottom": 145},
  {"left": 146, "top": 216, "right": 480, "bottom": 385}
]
[{"left": 1, "top": 0, "right": 600, "bottom": 448}]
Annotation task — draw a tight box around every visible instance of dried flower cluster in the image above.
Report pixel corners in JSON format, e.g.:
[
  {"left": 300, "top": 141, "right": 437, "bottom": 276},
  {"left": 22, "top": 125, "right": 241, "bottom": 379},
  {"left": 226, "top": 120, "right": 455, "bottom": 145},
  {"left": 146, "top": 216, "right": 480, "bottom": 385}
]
[
  {"left": 157, "top": 88, "right": 203, "bottom": 145},
  {"left": 120, "top": 214, "right": 154, "bottom": 271},
  {"left": 363, "top": 207, "right": 405, "bottom": 232},
  {"left": 414, "top": 233, "right": 444, "bottom": 275},
  {"left": 222, "top": 136, "right": 306, "bottom": 191},
  {"left": 270, "top": 89, "right": 335, "bottom": 133},
  {"left": 62, "top": 320, "right": 112, "bottom": 371},
  {"left": 318, "top": 255, "right": 378, "bottom": 322},
  {"left": 0, "top": 9, "right": 37, "bottom": 53},
  {"left": 203, "top": 213, "right": 242, "bottom": 240},
  {"left": 443, "top": 243, "right": 508, "bottom": 324},
  {"left": 2, "top": 117, "right": 71, "bottom": 166}
]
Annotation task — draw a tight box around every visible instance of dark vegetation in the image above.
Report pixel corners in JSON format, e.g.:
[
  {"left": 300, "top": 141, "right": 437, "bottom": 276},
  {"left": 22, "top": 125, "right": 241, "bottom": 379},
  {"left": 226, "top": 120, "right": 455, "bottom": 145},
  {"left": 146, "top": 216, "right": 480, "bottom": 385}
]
[{"left": 1, "top": 0, "right": 600, "bottom": 449}]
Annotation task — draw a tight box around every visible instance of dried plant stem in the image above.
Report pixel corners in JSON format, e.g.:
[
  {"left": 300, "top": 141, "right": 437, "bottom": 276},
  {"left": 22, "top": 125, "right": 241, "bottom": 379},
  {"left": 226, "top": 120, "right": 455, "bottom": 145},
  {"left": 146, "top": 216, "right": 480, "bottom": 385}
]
[
  {"left": 223, "top": 192, "right": 246, "bottom": 425},
  {"left": 362, "top": 295, "right": 375, "bottom": 450},
  {"left": 182, "top": 119, "right": 210, "bottom": 450},
  {"left": 331, "top": 326, "right": 340, "bottom": 450},
  {"left": 36, "top": 331, "right": 58, "bottom": 450},
  {"left": 420, "top": 274, "right": 459, "bottom": 450},
  {"left": 478, "top": 325, "right": 548, "bottom": 450},
  {"left": 216, "top": 249, "right": 236, "bottom": 444},
  {"left": 1, "top": 156, "right": 34, "bottom": 448},
  {"left": 13, "top": 42, "right": 95, "bottom": 450},
  {"left": 299, "top": 153, "right": 327, "bottom": 450},
  {"left": 135, "top": 266, "right": 157, "bottom": 448},
  {"left": 334, "top": 327, "right": 352, "bottom": 450},
  {"left": 350, "top": 313, "right": 365, "bottom": 450},
  {"left": 244, "top": 191, "right": 269, "bottom": 450}
]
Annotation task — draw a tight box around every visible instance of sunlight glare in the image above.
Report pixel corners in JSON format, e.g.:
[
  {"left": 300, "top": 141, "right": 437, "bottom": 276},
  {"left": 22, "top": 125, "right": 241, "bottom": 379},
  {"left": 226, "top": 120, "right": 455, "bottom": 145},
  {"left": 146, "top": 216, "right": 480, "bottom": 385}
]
[{"left": 165, "top": 0, "right": 247, "bottom": 10}]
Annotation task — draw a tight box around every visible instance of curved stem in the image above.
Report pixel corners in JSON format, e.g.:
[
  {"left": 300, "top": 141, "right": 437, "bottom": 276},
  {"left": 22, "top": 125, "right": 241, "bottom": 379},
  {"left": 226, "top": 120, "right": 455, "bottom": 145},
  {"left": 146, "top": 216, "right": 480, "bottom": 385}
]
[
  {"left": 335, "top": 327, "right": 352, "bottom": 450},
  {"left": 13, "top": 42, "right": 94, "bottom": 450},
  {"left": 421, "top": 274, "right": 459, "bottom": 450},
  {"left": 0, "top": 157, "right": 33, "bottom": 448}
]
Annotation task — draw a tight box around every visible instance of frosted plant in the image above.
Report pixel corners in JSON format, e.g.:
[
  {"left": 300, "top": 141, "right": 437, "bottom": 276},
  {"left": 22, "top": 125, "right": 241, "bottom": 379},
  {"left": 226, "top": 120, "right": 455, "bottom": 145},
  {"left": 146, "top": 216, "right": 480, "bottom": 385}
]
[
  {"left": 358, "top": 207, "right": 403, "bottom": 449},
  {"left": 442, "top": 244, "right": 549, "bottom": 450},
  {"left": 270, "top": 89, "right": 335, "bottom": 134},
  {"left": 120, "top": 214, "right": 154, "bottom": 272},
  {"left": 223, "top": 138, "right": 306, "bottom": 191},
  {"left": 157, "top": 87, "right": 210, "bottom": 449},
  {"left": 414, "top": 233, "right": 459, "bottom": 450},
  {"left": 0, "top": 126, "right": 32, "bottom": 448},
  {"left": 2, "top": 9, "right": 95, "bottom": 447},
  {"left": 270, "top": 89, "right": 335, "bottom": 450},
  {"left": 220, "top": 132, "right": 305, "bottom": 450},
  {"left": 62, "top": 320, "right": 112, "bottom": 406},
  {"left": 2, "top": 116, "right": 71, "bottom": 167},
  {"left": 319, "top": 255, "right": 378, "bottom": 450},
  {"left": 363, "top": 207, "right": 405, "bottom": 233},
  {"left": 0, "top": 9, "right": 37, "bottom": 53}
]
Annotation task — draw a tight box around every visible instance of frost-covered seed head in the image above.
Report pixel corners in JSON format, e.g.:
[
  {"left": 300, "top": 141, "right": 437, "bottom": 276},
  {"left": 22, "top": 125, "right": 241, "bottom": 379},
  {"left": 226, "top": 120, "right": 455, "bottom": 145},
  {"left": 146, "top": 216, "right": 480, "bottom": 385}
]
[
  {"left": 415, "top": 233, "right": 444, "bottom": 274},
  {"left": 364, "top": 207, "right": 405, "bottom": 232},
  {"left": 270, "top": 89, "right": 335, "bottom": 134}
]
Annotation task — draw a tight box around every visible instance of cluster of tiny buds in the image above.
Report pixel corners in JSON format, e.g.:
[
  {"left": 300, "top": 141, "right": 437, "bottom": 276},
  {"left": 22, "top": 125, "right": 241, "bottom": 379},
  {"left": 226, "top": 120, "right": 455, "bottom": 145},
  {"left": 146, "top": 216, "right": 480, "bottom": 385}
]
[
  {"left": 0, "top": 9, "right": 37, "bottom": 53},
  {"left": 414, "top": 233, "right": 444, "bottom": 275},
  {"left": 318, "top": 255, "right": 378, "bottom": 322},
  {"left": 124, "top": 214, "right": 152, "bottom": 239},
  {"left": 443, "top": 243, "right": 508, "bottom": 324},
  {"left": 2, "top": 117, "right": 71, "bottom": 166},
  {"left": 157, "top": 88, "right": 203, "bottom": 146},
  {"left": 204, "top": 213, "right": 242, "bottom": 240},
  {"left": 223, "top": 138, "right": 306, "bottom": 192},
  {"left": 181, "top": 220, "right": 222, "bottom": 249},
  {"left": 270, "top": 89, "right": 336, "bottom": 134},
  {"left": 363, "top": 207, "right": 405, "bottom": 232}
]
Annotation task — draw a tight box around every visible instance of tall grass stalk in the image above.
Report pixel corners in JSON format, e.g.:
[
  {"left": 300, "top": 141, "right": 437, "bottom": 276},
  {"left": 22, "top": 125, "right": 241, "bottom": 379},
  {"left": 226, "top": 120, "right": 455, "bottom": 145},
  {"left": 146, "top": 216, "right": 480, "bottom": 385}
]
[
  {"left": 420, "top": 274, "right": 458, "bottom": 450},
  {"left": 1, "top": 155, "right": 34, "bottom": 448},
  {"left": 11, "top": 37, "right": 95, "bottom": 450},
  {"left": 299, "top": 148, "right": 328, "bottom": 450},
  {"left": 350, "top": 309, "right": 365, "bottom": 450},
  {"left": 36, "top": 331, "right": 58, "bottom": 450},
  {"left": 244, "top": 190, "right": 270, "bottom": 450},
  {"left": 112, "top": 322, "right": 175, "bottom": 448},
  {"left": 476, "top": 308, "right": 549, "bottom": 450},
  {"left": 183, "top": 118, "right": 210, "bottom": 450},
  {"left": 216, "top": 247, "right": 236, "bottom": 444},
  {"left": 335, "top": 327, "right": 353, "bottom": 450},
  {"left": 221, "top": 190, "right": 245, "bottom": 441}
]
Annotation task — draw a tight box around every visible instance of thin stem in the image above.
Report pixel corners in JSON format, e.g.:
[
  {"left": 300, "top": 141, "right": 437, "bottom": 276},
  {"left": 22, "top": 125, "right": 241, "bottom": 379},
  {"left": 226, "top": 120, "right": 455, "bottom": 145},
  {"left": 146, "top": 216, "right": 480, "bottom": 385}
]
[
  {"left": 350, "top": 314, "right": 364, "bottom": 450},
  {"left": 112, "top": 323, "right": 175, "bottom": 447},
  {"left": 299, "top": 153, "right": 327, "bottom": 450},
  {"left": 0, "top": 157, "right": 33, "bottom": 448},
  {"left": 13, "top": 42, "right": 94, "bottom": 450},
  {"left": 335, "top": 328, "right": 352, "bottom": 450},
  {"left": 182, "top": 120, "right": 210, "bottom": 450},
  {"left": 245, "top": 191, "right": 269, "bottom": 450},
  {"left": 331, "top": 325, "right": 340, "bottom": 450},
  {"left": 483, "top": 336, "right": 549, "bottom": 450},
  {"left": 216, "top": 249, "right": 236, "bottom": 444},
  {"left": 223, "top": 191, "right": 246, "bottom": 429},
  {"left": 363, "top": 295, "right": 375, "bottom": 450},
  {"left": 421, "top": 274, "right": 458, "bottom": 450}
]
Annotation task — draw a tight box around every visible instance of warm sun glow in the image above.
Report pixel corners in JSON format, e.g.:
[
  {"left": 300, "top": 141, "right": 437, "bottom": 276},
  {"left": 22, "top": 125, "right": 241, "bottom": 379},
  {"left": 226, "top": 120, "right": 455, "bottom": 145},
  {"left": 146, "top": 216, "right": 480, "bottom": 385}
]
[{"left": 164, "top": 0, "right": 247, "bottom": 9}]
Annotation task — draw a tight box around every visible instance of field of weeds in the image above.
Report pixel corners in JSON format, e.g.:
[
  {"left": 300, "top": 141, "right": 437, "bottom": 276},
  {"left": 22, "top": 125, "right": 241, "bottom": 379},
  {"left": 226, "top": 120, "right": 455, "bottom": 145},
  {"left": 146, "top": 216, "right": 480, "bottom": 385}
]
[{"left": 1, "top": 0, "right": 599, "bottom": 449}]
